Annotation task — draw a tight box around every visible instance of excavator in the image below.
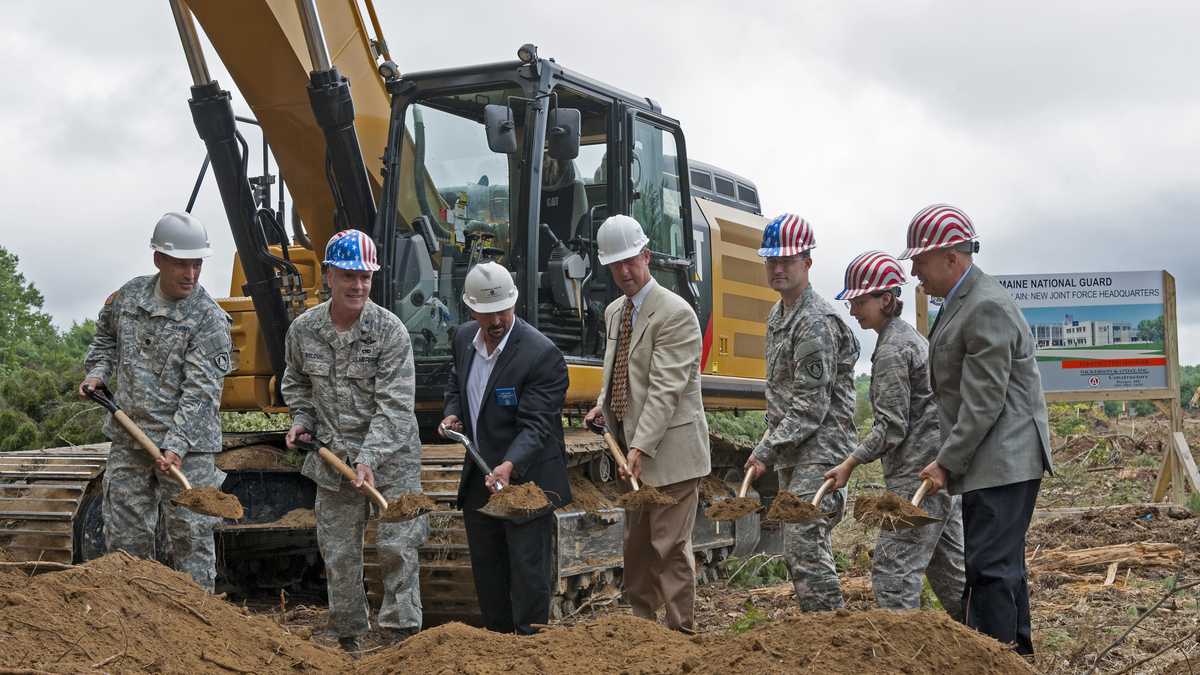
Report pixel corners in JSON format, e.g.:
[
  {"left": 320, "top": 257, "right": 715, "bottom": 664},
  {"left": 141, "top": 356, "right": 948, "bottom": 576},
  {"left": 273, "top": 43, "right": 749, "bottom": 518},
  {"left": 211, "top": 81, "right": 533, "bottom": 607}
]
[{"left": 0, "top": 0, "right": 778, "bottom": 625}]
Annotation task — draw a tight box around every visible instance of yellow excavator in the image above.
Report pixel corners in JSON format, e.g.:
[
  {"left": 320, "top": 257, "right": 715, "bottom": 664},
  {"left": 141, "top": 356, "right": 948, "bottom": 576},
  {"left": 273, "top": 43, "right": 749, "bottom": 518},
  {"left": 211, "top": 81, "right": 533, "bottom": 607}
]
[{"left": 0, "top": 0, "right": 776, "bottom": 624}]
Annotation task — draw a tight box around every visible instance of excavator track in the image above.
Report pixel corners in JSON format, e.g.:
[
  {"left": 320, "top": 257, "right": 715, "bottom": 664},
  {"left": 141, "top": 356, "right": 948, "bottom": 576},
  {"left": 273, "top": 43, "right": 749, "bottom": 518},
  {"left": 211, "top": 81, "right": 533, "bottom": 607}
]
[{"left": 0, "top": 446, "right": 108, "bottom": 564}]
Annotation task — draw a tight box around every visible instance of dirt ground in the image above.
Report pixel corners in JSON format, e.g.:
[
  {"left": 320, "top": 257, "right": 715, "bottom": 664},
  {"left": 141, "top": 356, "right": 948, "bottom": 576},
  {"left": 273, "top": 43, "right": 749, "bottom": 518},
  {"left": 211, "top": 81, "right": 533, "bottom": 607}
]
[{"left": 3, "top": 407, "right": 1197, "bottom": 673}]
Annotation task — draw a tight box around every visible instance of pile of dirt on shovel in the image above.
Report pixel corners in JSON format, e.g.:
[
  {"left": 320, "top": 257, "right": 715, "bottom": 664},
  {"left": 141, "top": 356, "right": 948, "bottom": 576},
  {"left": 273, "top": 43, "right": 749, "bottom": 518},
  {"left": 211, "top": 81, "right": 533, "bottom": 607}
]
[
  {"left": 853, "top": 491, "right": 930, "bottom": 529},
  {"left": 355, "top": 610, "right": 1033, "bottom": 674},
  {"left": 487, "top": 481, "right": 552, "bottom": 513},
  {"left": 171, "top": 486, "right": 245, "bottom": 520},
  {"left": 0, "top": 551, "right": 347, "bottom": 674}
]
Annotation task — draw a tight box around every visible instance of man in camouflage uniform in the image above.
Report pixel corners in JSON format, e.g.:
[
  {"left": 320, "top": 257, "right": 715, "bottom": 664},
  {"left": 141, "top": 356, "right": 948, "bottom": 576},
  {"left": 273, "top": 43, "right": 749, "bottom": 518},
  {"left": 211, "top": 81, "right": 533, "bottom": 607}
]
[
  {"left": 282, "top": 229, "right": 427, "bottom": 653},
  {"left": 745, "top": 214, "right": 859, "bottom": 612},
  {"left": 824, "top": 251, "right": 965, "bottom": 618},
  {"left": 80, "top": 212, "right": 232, "bottom": 592}
]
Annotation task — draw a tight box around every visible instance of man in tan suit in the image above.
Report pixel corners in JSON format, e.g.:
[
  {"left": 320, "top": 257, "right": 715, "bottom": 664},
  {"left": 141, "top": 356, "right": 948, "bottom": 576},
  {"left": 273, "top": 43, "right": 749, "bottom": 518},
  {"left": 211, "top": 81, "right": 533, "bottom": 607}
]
[{"left": 585, "top": 215, "right": 711, "bottom": 633}]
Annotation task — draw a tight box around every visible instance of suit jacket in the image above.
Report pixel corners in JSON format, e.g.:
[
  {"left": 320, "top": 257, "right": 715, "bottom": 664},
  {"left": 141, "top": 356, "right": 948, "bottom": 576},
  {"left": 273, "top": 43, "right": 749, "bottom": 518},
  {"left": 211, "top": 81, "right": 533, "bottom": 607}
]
[
  {"left": 597, "top": 282, "right": 711, "bottom": 487},
  {"left": 929, "top": 266, "right": 1053, "bottom": 494},
  {"left": 444, "top": 318, "right": 572, "bottom": 509}
]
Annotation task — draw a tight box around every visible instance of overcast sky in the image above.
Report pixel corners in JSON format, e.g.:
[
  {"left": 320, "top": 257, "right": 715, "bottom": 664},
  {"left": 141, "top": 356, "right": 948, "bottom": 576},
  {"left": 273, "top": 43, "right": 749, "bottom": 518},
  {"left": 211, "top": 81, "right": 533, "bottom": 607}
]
[{"left": 2, "top": 1, "right": 1198, "bottom": 370}]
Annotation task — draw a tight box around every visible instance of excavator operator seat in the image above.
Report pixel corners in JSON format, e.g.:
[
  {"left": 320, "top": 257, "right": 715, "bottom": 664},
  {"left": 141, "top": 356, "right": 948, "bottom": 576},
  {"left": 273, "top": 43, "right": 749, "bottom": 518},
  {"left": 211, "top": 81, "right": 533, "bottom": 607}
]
[{"left": 539, "top": 154, "right": 588, "bottom": 269}]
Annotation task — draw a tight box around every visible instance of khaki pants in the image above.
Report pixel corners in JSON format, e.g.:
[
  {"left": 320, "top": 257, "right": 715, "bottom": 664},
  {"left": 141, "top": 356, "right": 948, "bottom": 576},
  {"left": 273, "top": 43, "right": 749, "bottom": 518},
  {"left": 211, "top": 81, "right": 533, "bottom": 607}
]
[{"left": 622, "top": 477, "right": 701, "bottom": 632}]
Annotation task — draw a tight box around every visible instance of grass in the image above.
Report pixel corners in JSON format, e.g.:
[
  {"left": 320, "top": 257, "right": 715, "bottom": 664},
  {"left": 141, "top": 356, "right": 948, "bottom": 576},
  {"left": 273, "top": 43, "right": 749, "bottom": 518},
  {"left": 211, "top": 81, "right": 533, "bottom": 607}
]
[
  {"left": 706, "top": 410, "right": 766, "bottom": 447},
  {"left": 730, "top": 603, "right": 770, "bottom": 634},
  {"left": 722, "top": 553, "right": 789, "bottom": 588}
]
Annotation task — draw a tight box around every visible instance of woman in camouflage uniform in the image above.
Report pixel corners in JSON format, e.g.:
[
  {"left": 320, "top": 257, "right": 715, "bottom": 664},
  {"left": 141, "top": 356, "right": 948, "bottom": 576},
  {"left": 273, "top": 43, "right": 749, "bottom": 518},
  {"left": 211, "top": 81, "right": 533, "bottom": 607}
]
[{"left": 824, "top": 251, "right": 966, "bottom": 618}]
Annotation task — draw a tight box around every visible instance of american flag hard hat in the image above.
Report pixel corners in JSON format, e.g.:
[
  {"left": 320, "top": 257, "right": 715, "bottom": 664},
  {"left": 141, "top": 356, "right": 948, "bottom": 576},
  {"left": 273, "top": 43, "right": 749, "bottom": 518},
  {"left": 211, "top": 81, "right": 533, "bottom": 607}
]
[
  {"left": 323, "top": 229, "right": 380, "bottom": 271},
  {"left": 898, "top": 204, "right": 978, "bottom": 260},
  {"left": 757, "top": 213, "right": 816, "bottom": 257},
  {"left": 835, "top": 250, "right": 907, "bottom": 300}
]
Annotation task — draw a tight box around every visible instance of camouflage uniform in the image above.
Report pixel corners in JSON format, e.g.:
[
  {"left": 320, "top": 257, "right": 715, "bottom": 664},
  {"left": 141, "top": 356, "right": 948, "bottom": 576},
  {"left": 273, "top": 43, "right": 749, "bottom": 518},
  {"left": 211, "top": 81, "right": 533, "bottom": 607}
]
[
  {"left": 83, "top": 274, "right": 232, "bottom": 591},
  {"left": 281, "top": 300, "right": 428, "bottom": 638},
  {"left": 850, "top": 318, "right": 965, "bottom": 619},
  {"left": 752, "top": 285, "right": 859, "bottom": 611}
]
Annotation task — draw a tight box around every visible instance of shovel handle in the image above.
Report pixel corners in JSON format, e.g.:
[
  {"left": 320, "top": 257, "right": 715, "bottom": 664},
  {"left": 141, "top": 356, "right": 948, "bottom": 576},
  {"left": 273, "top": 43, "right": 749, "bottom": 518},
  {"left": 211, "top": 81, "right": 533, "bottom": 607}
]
[
  {"left": 738, "top": 470, "right": 754, "bottom": 499},
  {"left": 811, "top": 477, "right": 836, "bottom": 507},
  {"left": 912, "top": 479, "right": 934, "bottom": 507},
  {"left": 603, "top": 431, "right": 639, "bottom": 492},
  {"left": 317, "top": 447, "right": 389, "bottom": 512},
  {"left": 112, "top": 410, "right": 192, "bottom": 490}
]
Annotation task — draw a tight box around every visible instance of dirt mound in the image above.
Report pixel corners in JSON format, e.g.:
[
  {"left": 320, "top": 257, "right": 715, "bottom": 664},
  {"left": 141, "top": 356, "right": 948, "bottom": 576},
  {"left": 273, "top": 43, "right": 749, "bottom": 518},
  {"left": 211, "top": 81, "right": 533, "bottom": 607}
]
[
  {"left": 239, "top": 508, "right": 317, "bottom": 529},
  {"left": 0, "top": 552, "right": 346, "bottom": 673},
  {"left": 382, "top": 493, "right": 437, "bottom": 522},
  {"left": 216, "top": 444, "right": 293, "bottom": 471},
  {"left": 705, "top": 496, "right": 761, "bottom": 521},
  {"left": 355, "top": 611, "right": 1032, "bottom": 674},
  {"left": 616, "top": 484, "right": 677, "bottom": 510},
  {"left": 699, "top": 475, "right": 733, "bottom": 504},
  {"left": 853, "top": 492, "right": 934, "bottom": 530},
  {"left": 765, "top": 490, "right": 823, "bottom": 523},
  {"left": 565, "top": 473, "right": 615, "bottom": 514},
  {"left": 171, "top": 486, "right": 245, "bottom": 520},
  {"left": 1029, "top": 505, "right": 1197, "bottom": 549},
  {"left": 487, "top": 482, "right": 551, "bottom": 514}
]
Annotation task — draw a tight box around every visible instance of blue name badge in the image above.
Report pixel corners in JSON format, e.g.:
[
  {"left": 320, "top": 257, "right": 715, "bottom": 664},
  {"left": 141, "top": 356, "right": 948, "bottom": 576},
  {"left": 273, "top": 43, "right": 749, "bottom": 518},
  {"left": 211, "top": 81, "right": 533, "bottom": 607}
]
[{"left": 494, "top": 386, "right": 518, "bottom": 407}]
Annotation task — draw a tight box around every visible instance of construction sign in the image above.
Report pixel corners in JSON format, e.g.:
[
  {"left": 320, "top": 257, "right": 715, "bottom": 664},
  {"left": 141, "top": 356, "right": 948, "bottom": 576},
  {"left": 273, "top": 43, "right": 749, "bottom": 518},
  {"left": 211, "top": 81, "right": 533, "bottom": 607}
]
[{"left": 997, "top": 270, "right": 1167, "bottom": 393}]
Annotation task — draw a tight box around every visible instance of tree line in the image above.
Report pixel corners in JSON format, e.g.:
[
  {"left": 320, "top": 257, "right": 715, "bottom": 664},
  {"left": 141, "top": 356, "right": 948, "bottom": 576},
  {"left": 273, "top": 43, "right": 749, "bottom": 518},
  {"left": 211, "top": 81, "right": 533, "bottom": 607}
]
[{"left": 0, "top": 246, "right": 1196, "bottom": 452}]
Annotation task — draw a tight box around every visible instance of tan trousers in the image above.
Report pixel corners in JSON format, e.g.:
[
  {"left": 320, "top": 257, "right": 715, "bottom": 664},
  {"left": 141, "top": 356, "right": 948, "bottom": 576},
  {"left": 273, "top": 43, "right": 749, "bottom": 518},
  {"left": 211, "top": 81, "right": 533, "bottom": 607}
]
[{"left": 622, "top": 477, "right": 701, "bottom": 632}]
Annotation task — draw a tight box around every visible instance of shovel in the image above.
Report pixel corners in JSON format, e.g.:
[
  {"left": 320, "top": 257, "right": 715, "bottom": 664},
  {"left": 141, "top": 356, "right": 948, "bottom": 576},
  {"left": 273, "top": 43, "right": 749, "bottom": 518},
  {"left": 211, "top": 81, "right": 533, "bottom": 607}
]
[
  {"left": 84, "top": 385, "right": 243, "bottom": 520},
  {"left": 705, "top": 471, "right": 762, "bottom": 521},
  {"left": 439, "top": 425, "right": 553, "bottom": 521},
  {"left": 853, "top": 478, "right": 942, "bottom": 532},
  {"left": 295, "top": 439, "right": 435, "bottom": 522},
  {"left": 765, "top": 477, "right": 836, "bottom": 524},
  {"left": 602, "top": 431, "right": 677, "bottom": 510}
]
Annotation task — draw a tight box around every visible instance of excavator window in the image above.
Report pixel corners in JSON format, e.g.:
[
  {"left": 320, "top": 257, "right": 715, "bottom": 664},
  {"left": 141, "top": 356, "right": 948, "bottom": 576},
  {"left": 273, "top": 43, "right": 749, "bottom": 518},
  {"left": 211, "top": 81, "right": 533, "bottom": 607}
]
[
  {"left": 393, "top": 92, "right": 520, "bottom": 357},
  {"left": 630, "top": 119, "right": 686, "bottom": 259}
]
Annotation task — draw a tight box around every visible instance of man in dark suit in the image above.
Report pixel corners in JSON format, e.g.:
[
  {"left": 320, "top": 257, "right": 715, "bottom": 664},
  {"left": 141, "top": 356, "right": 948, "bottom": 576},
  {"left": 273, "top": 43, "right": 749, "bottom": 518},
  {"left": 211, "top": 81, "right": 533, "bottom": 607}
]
[
  {"left": 901, "top": 204, "right": 1053, "bottom": 655},
  {"left": 439, "top": 261, "right": 571, "bottom": 635}
]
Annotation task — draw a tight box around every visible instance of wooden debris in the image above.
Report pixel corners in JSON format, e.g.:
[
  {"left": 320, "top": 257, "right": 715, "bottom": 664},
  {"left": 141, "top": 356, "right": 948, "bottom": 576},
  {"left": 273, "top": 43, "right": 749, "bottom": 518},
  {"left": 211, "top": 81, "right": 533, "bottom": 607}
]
[{"left": 1028, "top": 542, "right": 1181, "bottom": 573}]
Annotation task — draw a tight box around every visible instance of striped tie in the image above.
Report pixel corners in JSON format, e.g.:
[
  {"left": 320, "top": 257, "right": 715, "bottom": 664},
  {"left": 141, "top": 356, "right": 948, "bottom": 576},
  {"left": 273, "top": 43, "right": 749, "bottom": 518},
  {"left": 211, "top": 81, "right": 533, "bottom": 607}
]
[{"left": 609, "top": 300, "right": 634, "bottom": 421}]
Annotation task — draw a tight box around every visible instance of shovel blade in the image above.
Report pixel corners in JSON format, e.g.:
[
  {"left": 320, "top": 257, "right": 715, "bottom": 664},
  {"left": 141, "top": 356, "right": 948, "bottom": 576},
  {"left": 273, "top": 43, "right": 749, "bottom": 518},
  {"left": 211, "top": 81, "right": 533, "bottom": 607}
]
[
  {"left": 478, "top": 502, "right": 554, "bottom": 522},
  {"left": 876, "top": 514, "right": 942, "bottom": 532}
]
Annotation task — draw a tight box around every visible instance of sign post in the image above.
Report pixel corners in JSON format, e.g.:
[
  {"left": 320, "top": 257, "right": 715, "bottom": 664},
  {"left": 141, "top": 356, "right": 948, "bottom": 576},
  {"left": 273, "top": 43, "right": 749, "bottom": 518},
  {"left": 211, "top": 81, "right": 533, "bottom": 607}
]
[{"left": 917, "top": 270, "right": 1192, "bottom": 501}]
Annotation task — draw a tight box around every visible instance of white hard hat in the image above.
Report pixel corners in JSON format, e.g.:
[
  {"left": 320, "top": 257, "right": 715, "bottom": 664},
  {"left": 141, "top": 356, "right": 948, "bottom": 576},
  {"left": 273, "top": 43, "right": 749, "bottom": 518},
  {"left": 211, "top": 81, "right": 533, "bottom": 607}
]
[
  {"left": 462, "top": 261, "right": 518, "bottom": 313},
  {"left": 596, "top": 215, "right": 649, "bottom": 265},
  {"left": 150, "top": 212, "right": 213, "bottom": 259}
]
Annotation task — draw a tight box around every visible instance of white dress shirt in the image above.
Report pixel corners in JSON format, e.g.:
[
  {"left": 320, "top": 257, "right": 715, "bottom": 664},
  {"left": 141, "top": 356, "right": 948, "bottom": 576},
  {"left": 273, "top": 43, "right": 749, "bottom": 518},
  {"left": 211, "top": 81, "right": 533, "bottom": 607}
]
[
  {"left": 627, "top": 277, "right": 657, "bottom": 326},
  {"left": 466, "top": 324, "right": 513, "bottom": 447}
]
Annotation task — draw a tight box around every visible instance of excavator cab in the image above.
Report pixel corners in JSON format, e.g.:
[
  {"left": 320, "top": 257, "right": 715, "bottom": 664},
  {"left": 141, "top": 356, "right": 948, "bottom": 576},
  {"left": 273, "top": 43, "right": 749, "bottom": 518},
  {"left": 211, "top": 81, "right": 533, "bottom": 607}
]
[{"left": 377, "top": 54, "right": 698, "bottom": 419}]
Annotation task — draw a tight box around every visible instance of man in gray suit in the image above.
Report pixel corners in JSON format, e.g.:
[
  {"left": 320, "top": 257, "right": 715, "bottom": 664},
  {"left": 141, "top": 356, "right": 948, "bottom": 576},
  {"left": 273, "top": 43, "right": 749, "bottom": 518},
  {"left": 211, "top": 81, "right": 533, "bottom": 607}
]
[{"left": 900, "top": 204, "right": 1052, "bottom": 655}]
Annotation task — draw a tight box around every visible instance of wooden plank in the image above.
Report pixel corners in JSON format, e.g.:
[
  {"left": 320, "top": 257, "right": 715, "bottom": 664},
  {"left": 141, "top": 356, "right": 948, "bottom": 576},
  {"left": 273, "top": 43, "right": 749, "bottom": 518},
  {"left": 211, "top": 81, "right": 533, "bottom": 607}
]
[
  {"left": 1173, "top": 432, "right": 1200, "bottom": 493},
  {"left": 1153, "top": 441, "right": 1174, "bottom": 502}
]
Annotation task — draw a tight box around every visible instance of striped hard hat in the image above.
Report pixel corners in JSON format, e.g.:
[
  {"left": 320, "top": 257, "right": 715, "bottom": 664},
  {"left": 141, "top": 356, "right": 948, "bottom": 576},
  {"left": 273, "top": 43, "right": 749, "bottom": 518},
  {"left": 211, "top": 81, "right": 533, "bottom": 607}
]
[
  {"left": 323, "top": 229, "right": 380, "bottom": 271},
  {"left": 835, "top": 250, "right": 907, "bottom": 300},
  {"left": 898, "top": 204, "right": 978, "bottom": 260},
  {"left": 757, "top": 213, "right": 816, "bottom": 257}
]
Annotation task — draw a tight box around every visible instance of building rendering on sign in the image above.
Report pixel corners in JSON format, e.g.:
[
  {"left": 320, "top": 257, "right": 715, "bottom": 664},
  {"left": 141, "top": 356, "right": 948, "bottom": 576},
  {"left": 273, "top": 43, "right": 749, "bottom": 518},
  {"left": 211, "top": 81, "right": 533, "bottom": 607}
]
[{"left": 1029, "top": 315, "right": 1137, "bottom": 348}]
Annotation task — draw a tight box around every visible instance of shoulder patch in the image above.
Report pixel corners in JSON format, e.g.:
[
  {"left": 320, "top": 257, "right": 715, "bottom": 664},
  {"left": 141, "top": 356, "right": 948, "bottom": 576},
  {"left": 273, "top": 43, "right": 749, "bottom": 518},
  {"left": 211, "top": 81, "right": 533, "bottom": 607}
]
[
  {"left": 104, "top": 291, "right": 117, "bottom": 306},
  {"left": 214, "top": 352, "right": 231, "bottom": 372},
  {"left": 805, "top": 357, "right": 825, "bottom": 381}
]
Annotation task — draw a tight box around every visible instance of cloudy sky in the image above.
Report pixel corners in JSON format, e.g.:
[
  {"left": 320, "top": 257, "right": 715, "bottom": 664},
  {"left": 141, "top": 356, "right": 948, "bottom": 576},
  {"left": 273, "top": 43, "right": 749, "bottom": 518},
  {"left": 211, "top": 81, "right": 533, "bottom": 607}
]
[{"left": 2, "top": 1, "right": 1198, "bottom": 370}]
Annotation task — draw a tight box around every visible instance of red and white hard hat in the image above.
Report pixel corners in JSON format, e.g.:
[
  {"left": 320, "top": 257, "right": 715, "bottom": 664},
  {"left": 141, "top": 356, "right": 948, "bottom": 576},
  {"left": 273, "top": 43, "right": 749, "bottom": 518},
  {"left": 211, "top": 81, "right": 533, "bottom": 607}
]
[
  {"left": 757, "top": 213, "right": 816, "bottom": 257},
  {"left": 898, "top": 204, "right": 978, "bottom": 260},
  {"left": 835, "top": 251, "right": 907, "bottom": 300}
]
